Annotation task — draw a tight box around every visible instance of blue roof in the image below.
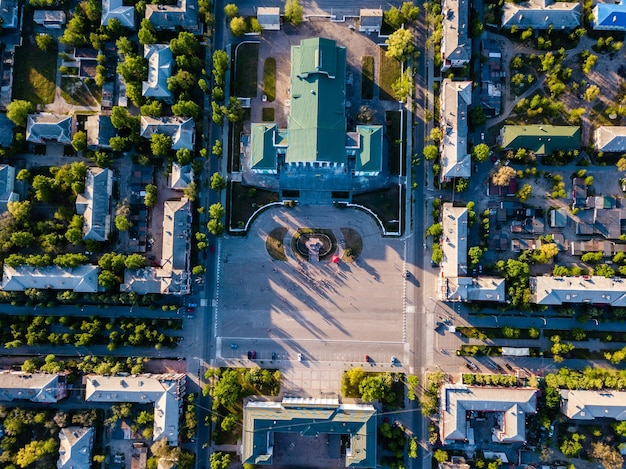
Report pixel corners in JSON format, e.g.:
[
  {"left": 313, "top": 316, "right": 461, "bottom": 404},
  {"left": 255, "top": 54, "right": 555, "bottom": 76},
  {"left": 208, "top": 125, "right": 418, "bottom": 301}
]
[{"left": 593, "top": 2, "right": 626, "bottom": 30}]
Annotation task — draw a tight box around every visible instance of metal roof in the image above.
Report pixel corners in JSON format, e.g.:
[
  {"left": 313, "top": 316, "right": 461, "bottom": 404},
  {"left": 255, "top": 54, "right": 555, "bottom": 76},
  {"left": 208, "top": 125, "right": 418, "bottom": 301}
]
[
  {"left": 441, "top": 0, "right": 471, "bottom": 65},
  {"left": 145, "top": 0, "right": 199, "bottom": 31},
  {"left": 440, "top": 80, "right": 472, "bottom": 181},
  {"left": 560, "top": 389, "right": 626, "bottom": 420},
  {"left": 101, "top": 0, "right": 135, "bottom": 28},
  {"left": 75, "top": 167, "right": 113, "bottom": 241},
  {"left": 593, "top": 1, "right": 626, "bottom": 31},
  {"left": 595, "top": 126, "right": 626, "bottom": 153},
  {"left": 142, "top": 44, "right": 173, "bottom": 102},
  {"left": 500, "top": 125, "right": 580, "bottom": 155},
  {"left": 26, "top": 113, "right": 73, "bottom": 144},
  {"left": 0, "top": 371, "right": 67, "bottom": 403},
  {"left": 2, "top": 265, "right": 100, "bottom": 292},
  {"left": 502, "top": 0, "right": 581, "bottom": 29},
  {"left": 441, "top": 203, "right": 468, "bottom": 279},
  {"left": 531, "top": 275, "right": 626, "bottom": 305},
  {"left": 58, "top": 427, "right": 94, "bottom": 469},
  {"left": 140, "top": 116, "right": 195, "bottom": 150},
  {"left": 354, "top": 126, "right": 383, "bottom": 175}
]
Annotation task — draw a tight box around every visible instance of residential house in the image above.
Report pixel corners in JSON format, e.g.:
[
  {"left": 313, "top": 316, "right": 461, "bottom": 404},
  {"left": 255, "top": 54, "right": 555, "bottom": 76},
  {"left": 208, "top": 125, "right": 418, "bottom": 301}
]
[
  {"left": 0, "top": 164, "right": 18, "bottom": 213},
  {"left": 359, "top": 9, "right": 383, "bottom": 33},
  {"left": 33, "top": 10, "right": 66, "bottom": 29},
  {"left": 257, "top": 7, "right": 281, "bottom": 30},
  {"left": 0, "top": 371, "right": 68, "bottom": 402},
  {"left": 572, "top": 177, "right": 588, "bottom": 209},
  {"left": 594, "top": 126, "right": 626, "bottom": 153},
  {"left": 122, "top": 198, "right": 192, "bottom": 295},
  {"left": 140, "top": 116, "right": 195, "bottom": 150},
  {"left": 85, "top": 115, "right": 115, "bottom": 150},
  {"left": 530, "top": 275, "right": 626, "bottom": 305},
  {"left": 57, "top": 427, "right": 94, "bottom": 469},
  {"left": 142, "top": 44, "right": 174, "bottom": 103},
  {"left": 84, "top": 374, "right": 186, "bottom": 446},
  {"left": 440, "top": 385, "right": 538, "bottom": 444},
  {"left": 444, "top": 277, "right": 505, "bottom": 302},
  {"left": 170, "top": 163, "right": 194, "bottom": 190},
  {"left": 560, "top": 390, "right": 626, "bottom": 420},
  {"left": 593, "top": 0, "right": 626, "bottom": 31},
  {"left": 75, "top": 168, "right": 113, "bottom": 241},
  {"left": 570, "top": 239, "right": 626, "bottom": 256},
  {"left": 243, "top": 397, "right": 377, "bottom": 467},
  {"left": 26, "top": 114, "right": 73, "bottom": 145},
  {"left": 0, "top": 0, "right": 18, "bottom": 29},
  {"left": 440, "top": 80, "right": 472, "bottom": 182},
  {"left": 575, "top": 195, "right": 626, "bottom": 239},
  {"left": 499, "top": 125, "right": 581, "bottom": 155},
  {"left": 441, "top": 0, "right": 471, "bottom": 70},
  {"left": 131, "top": 443, "right": 148, "bottom": 469},
  {"left": 480, "top": 40, "right": 504, "bottom": 117},
  {"left": 502, "top": 0, "right": 581, "bottom": 30},
  {"left": 102, "top": 0, "right": 135, "bottom": 28},
  {"left": 439, "top": 457, "right": 471, "bottom": 469},
  {"left": 550, "top": 207, "right": 568, "bottom": 228},
  {"left": 244, "top": 38, "right": 385, "bottom": 194},
  {"left": 1, "top": 265, "right": 100, "bottom": 292},
  {"left": 145, "top": 0, "right": 199, "bottom": 32}
]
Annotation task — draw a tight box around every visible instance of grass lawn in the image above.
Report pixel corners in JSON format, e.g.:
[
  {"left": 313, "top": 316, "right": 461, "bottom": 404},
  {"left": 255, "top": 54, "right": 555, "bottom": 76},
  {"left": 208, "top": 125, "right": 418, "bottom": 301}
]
[
  {"left": 60, "top": 77, "right": 98, "bottom": 106},
  {"left": 262, "top": 107, "right": 274, "bottom": 121},
  {"left": 386, "top": 110, "right": 405, "bottom": 176},
  {"left": 229, "top": 182, "right": 279, "bottom": 230},
  {"left": 361, "top": 55, "right": 374, "bottom": 100},
  {"left": 233, "top": 42, "right": 259, "bottom": 98},
  {"left": 13, "top": 42, "right": 57, "bottom": 104},
  {"left": 340, "top": 228, "right": 362, "bottom": 262},
  {"left": 263, "top": 57, "right": 276, "bottom": 102},
  {"left": 352, "top": 184, "right": 402, "bottom": 233},
  {"left": 378, "top": 49, "right": 401, "bottom": 101},
  {"left": 266, "top": 227, "right": 288, "bottom": 261}
]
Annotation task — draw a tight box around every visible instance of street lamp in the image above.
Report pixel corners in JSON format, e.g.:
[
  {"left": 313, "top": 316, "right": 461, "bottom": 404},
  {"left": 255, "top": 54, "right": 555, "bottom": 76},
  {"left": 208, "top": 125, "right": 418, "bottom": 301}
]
[
  {"left": 492, "top": 315, "right": 498, "bottom": 325},
  {"left": 590, "top": 319, "right": 599, "bottom": 326},
  {"left": 539, "top": 317, "right": 547, "bottom": 327}
]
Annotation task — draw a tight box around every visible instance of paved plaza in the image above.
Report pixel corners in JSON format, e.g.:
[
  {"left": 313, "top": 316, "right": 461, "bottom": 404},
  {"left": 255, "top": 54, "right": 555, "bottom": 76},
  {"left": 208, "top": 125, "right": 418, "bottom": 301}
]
[{"left": 215, "top": 205, "right": 410, "bottom": 393}]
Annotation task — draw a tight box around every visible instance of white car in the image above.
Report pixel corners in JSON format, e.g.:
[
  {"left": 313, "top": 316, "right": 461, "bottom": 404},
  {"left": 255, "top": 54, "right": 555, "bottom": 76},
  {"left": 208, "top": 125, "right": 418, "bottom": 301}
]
[{"left": 297, "top": 353, "right": 302, "bottom": 361}]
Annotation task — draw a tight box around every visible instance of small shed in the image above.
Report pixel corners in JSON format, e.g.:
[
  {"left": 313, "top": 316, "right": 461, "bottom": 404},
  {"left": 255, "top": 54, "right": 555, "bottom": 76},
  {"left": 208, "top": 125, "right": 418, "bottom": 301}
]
[
  {"left": 257, "top": 7, "right": 280, "bottom": 31},
  {"left": 33, "top": 10, "right": 66, "bottom": 28},
  {"left": 359, "top": 8, "right": 383, "bottom": 33}
]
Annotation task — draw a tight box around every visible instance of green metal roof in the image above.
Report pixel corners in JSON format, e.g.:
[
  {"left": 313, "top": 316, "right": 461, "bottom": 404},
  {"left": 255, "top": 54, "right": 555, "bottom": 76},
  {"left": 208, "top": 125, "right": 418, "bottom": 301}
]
[
  {"left": 243, "top": 398, "right": 377, "bottom": 467},
  {"left": 286, "top": 38, "right": 347, "bottom": 163},
  {"left": 501, "top": 125, "right": 580, "bottom": 155},
  {"left": 355, "top": 126, "right": 383, "bottom": 173},
  {"left": 250, "top": 124, "right": 278, "bottom": 170}
]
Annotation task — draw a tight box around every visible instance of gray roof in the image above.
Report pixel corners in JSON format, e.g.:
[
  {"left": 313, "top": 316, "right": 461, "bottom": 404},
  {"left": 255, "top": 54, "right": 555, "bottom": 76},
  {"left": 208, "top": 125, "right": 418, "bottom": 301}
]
[
  {"left": 162, "top": 198, "right": 191, "bottom": 271},
  {"left": 142, "top": 44, "right": 173, "bottom": 102},
  {"left": 170, "top": 163, "right": 194, "bottom": 190},
  {"left": 85, "top": 115, "right": 115, "bottom": 149},
  {"left": 441, "top": 0, "right": 471, "bottom": 68},
  {"left": 121, "top": 266, "right": 189, "bottom": 295},
  {"left": 1, "top": 265, "right": 100, "bottom": 292},
  {"left": 441, "top": 204, "right": 468, "bottom": 278},
  {"left": 0, "top": 0, "right": 18, "bottom": 28},
  {"left": 75, "top": 168, "right": 113, "bottom": 241},
  {"left": 444, "top": 276, "right": 506, "bottom": 302},
  {"left": 0, "top": 164, "right": 18, "bottom": 211},
  {"left": 33, "top": 10, "right": 66, "bottom": 25},
  {"left": 440, "top": 80, "right": 472, "bottom": 181},
  {"left": 441, "top": 385, "right": 537, "bottom": 443},
  {"left": 102, "top": 0, "right": 135, "bottom": 28},
  {"left": 26, "top": 114, "right": 73, "bottom": 144},
  {"left": 595, "top": 126, "right": 626, "bottom": 153},
  {"left": 0, "top": 371, "right": 67, "bottom": 403},
  {"left": 140, "top": 116, "right": 195, "bottom": 150},
  {"left": 502, "top": 0, "right": 581, "bottom": 30},
  {"left": 145, "top": 0, "right": 199, "bottom": 31},
  {"left": 560, "top": 389, "right": 626, "bottom": 421},
  {"left": 359, "top": 8, "right": 383, "bottom": 30},
  {"left": 58, "top": 427, "right": 94, "bottom": 469},
  {"left": 84, "top": 374, "right": 186, "bottom": 446},
  {"left": 257, "top": 6, "right": 280, "bottom": 29},
  {"left": 243, "top": 397, "right": 377, "bottom": 467},
  {"left": 530, "top": 275, "right": 626, "bottom": 305},
  {"left": 0, "top": 114, "right": 15, "bottom": 147}
]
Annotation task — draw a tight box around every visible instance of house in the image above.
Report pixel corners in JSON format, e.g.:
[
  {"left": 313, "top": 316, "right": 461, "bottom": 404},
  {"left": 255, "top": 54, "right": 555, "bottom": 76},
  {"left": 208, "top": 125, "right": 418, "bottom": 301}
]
[
  {"left": 84, "top": 374, "right": 186, "bottom": 446},
  {"left": 0, "top": 164, "right": 18, "bottom": 213},
  {"left": 75, "top": 168, "right": 113, "bottom": 241},
  {"left": 142, "top": 44, "right": 174, "bottom": 103},
  {"left": 140, "top": 116, "right": 195, "bottom": 150},
  {"left": 0, "top": 371, "right": 68, "bottom": 402},
  {"left": 574, "top": 195, "right": 626, "bottom": 239},
  {"left": 33, "top": 10, "right": 66, "bottom": 29},
  {"left": 26, "top": 114, "right": 73, "bottom": 144},
  {"left": 440, "top": 385, "right": 537, "bottom": 444},
  {"left": 131, "top": 443, "right": 148, "bottom": 469},
  {"left": 480, "top": 40, "right": 504, "bottom": 117},
  {"left": 57, "top": 427, "right": 94, "bottom": 469},
  {"left": 257, "top": 7, "right": 280, "bottom": 30},
  {"left": 570, "top": 239, "right": 626, "bottom": 256},
  {"left": 242, "top": 397, "right": 377, "bottom": 467},
  {"left": 145, "top": 0, "right": 199, "bottom": 32},
  {"left": 499, "top": 125, "right": 580, "bottom": 155},
  {"left": 440, "top": 80, "right": 472, "bottom": 182},
  {"left": 444, "top": 277, "right": 505, "bottom": 302},
  {"left": 441, "top": 204, "right": 468, "bottom": 279},
  {"left": 501, "top": 0, "right": 581, "bottom": 30},
  {"left": 359, "top": 8, "right": 383, "bottom": 33},
  {"left": 244, "top": 38, "right": 385, "bottom": 194},
  {"left": 1, "top": 265, "right": 100, "bottom": 292},
  {"left": 85, "top": 115, "right": 115, "bottom": 150},
  {"left": 593, "top": 0, "right": 626, "bottom": 31},
  {"left": 594, "top": 126, "right": 626, "bottom": 153},
  {"left": 560, "top": 390, "right": 626, "bottom": 420},
  {"left": 550, "top": 207, "right": 568, "bottom": 228},
  {"left": 441, "top": 0, "right": 471, "bottom": 70},
  {"left": 530, "top": 275, "right": 626, "bottom": 305},
  {"left": 488, "top": 177, "right": 517, "bottom": 197},
  {"left": 170, "top": 163, "right": 194, "bottom": 190},
  {"left": 0, "top": 0, "right": 18, "bottom": 29},
  {"left": 439, "top": 457, "right": 471, "bottom": 469},
  {"left": 102, "top": 0, "right": 135, "bottom": 29},
  {"left": 122, "top": 199, "right": 192, "bottom": 295},
  {"left": 572, "top": 177, "right": 588, "bottom": 209}
]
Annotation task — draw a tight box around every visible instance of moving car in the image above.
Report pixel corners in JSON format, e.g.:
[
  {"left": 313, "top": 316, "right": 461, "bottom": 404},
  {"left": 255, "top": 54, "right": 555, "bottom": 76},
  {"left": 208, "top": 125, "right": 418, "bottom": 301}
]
[{"left": 230, "top": 343, "right": 238, "bottom": 349}]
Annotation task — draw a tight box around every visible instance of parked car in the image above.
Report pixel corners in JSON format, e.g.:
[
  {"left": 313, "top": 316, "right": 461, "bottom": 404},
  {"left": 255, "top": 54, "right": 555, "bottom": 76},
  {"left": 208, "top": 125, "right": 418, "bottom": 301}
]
[
  {"left": 505, "top": 363, "right": 514, "bottom": 372},
  {"left": 230, "top": 343, "right": 238, "bottom": 349},
  {"left": 186, "top": 307, "right": 195, "bottom": 312},
  {"left": 466, "top": 360, "right": 479, "bottom": 371},
  {"left": 187, "top": 302, "right": 197, "bottom": 308},
  {"left": 271, "top": 352, "right": 277, "bottom": 360},
  {"left": 297, "top": 353, "right": 302, "bottom": 361},
  {"left": 365, "top": 355, "right": 370, "bottom": 362},
  {"left": 391, "top": 356, "right": 397, "bottom": 365},
  {"left": 251, "top": 350, "right": 257, "bottom": 359}
]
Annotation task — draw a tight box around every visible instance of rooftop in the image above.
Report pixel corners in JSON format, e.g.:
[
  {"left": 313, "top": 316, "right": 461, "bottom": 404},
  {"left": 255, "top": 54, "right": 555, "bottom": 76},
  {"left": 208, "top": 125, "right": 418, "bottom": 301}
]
[
  {"left": 530, "top": 275, "right": 626, "bottom": 305},
  {"left": 142, "top": 44, "right": 174, "bottom": 102},
  {"left": 102, "top": 0, "right": 135, "bottom": 28},
  {"left": 85, "top": 115, "right": 116, "bottom": 149},
  {"left": 170, "top": 163, "right": 194, "bottom": 190},
  {"left": 145, "top": 0, "right": 199, "bottom": 31},
  {"left": 0, "top": 371, "right": 67, "bottom": 403},
  {"left": 441, "top": 203, "right": 468, "bottom": 278},
  {"left": 140, "top": 116, "right": 195, "bottom": 150},
  {"left": 441, "top": 0, "right": 471, "bottom": 68},
  {"left": 75, "top": 167, "right": 113, "bottom": 241},
  {"left": 440, "top": 80, "right": 472, "bottom": 181},
  {"left": 1, "top": 265, "right": 100, "bottom": 292},
  {"left": 594, "top": 126, "right": 626, "bottom": 153},
  {"left": 58, "top": 427, "right": 94, "bottom": 469},
  {"left": 593, "top": 0, "right": 626, "bottom": 30},
  {"left": 500, "top": 125, "right": 580, "bottom": 155},
  {"left": 560, "top": 389, "right": 626, "bottom": 420},
  {"left": 26, "top": 114, "right": 73, "bottom": 145},
  {"left": 502, "top": 0, "right": 581, "bottom": 30}
]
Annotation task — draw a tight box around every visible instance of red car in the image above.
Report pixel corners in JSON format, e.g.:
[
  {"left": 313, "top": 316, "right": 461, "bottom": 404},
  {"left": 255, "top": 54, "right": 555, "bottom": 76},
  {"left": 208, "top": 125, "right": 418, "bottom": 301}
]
[
  {"left": 251, "top": 350, "right": 257, "bottom": 359},
  {"left": 186, "top": 307, "right": 195, "bottom": 312},
  {"left": 365, "top": 355, "right": 370, "bottom": 362}
]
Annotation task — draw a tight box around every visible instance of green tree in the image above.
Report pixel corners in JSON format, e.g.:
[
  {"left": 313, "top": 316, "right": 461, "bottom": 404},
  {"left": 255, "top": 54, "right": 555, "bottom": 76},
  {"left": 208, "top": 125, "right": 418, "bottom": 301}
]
[
  {"left": 144, "top": 184, "right": 157, "bottom": 207},
  {"left": 138, "top": 18, "right": 157, "bottom": 45},
  {"left": 183, "top": 181, "right": 198, "bottom": 201},
  {"left": 7, "top": 200, "right": 31, "bottom": 223},
  {"left": 224, "top": 3, "right": 238, "bottom": 17},
  {"left": 210, "top": 172, "right": 226, "bottom": 191},
  {"left": 72, "top": 130, "right": 88, "bottom": 152},
  {"left": 141, "top": 100, "right": 163, "bottom": 117},
  {"left": 172, "top": 100, "right": 202, "bottom": 119},
  {"left": 16, "top": 438, "right": 58, "bottom": 468},
  {"left": 207, "top": 219, "right": 224, "bottom": 236},
  {"left": 423, "top": 144, "right": 438, "bottom": 161},
  {"left": 385, "top": 28, "right": 414, "bottom": 61},
  {"left": 469, "top": 106, "right": 487, "bottom": 127},
  {"left": 125, "top": 253, "right": 147, "bottom": 269},
  {"left": 468, "top": 246, "right": 484, "bottom": 267},
  {"left": 560, "top": 433, "right": 584, "bottom": 458},
  {"left": 472, "top": 143, "right": 490, "bottom": 162},
  {"left": 117, "top": 53, "right": 148, "bottom": 83},
  {"left": 210, "top": 452, "right": 231, "bottom": 469},
  {"left": 7, "top": 100, "right": 34, "bottom": 127},
  {"left": 116, "top": 36, "right": 133, "bottom": 56},
  {"left": 284, "top": 0, "right": 303, "bottom": 25},
  {"left": 209, "top": 202, "right": 225, "bottom": 220},
  {"left": 115, "top": 215, "right": 133, "bottom": 231},
  {"left": 392, "top": 67, "right": 413, "bottom": 102},
  {"left": 168, "top": 69, "right": 196, "bottom": 94},
  {"left": 151, "top": 133, "right": 172, "bottom": 157},
  {"left": 36, "top": 33, "right": 55, "bottom": 51},
  {"left": 433, "top": 449, "right": 449, "bottom": 463},
  {"left": 584, "top": 84, "right": 601, "bottom": 102},
  {"left": 230, "top": 16, "right": 247, "bottom": 36},
  {"left": 223, "top": 96, "right": 244, "bottom": 122},
  {"left": 516, "top": 183, "right": 532, "bottom": 202}
]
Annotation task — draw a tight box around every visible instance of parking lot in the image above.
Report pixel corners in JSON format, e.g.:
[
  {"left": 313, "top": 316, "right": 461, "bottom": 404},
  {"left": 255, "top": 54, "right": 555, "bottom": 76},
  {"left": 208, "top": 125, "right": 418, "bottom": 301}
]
[{"left": 215, "top": 205, "right": 409, "bottom": 391}]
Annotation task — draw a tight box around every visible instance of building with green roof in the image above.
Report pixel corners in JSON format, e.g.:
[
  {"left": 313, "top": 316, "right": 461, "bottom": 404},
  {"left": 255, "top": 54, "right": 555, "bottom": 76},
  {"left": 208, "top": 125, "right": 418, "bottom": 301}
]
[
  {"left": 242, "top": 397, "right": 377, "bottom": 467},
  {"left": 244, "top": 38, "right": 385, "bottom": 195},
  {"left": 499, "top": 125, "right": 580, "bottom": 155}
]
